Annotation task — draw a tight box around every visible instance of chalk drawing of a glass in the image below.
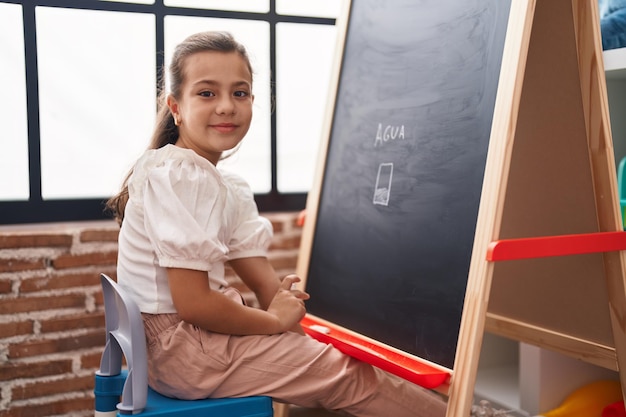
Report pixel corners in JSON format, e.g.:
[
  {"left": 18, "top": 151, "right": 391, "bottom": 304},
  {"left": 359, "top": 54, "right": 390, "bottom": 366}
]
[{"left": 373, "top": 162, "right": 393, "bottom": 206}]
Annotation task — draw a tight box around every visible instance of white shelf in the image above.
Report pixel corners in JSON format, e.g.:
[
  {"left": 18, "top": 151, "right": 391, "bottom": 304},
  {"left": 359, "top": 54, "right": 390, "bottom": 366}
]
[
  {"left": 604, "top": 47, "right": 626, "bottom": 80},
  {"left": 474, "top": 365, "right": 523, "bottom": 412},
  {"left": 474, "top": 339, "right": 619, "bottom": 416}
]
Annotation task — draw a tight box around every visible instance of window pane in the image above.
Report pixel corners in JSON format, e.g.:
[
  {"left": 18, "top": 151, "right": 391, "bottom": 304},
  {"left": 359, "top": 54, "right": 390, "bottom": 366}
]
[
  {"left": 0, "top": 3, "right": 29, "bottom": 201},
  {"left": 165, "top": 16, "right": 271, "bottom": 193},
  {"left": 276, "top": 0, "right": 341, "bottom": 18},
  {"left": 36, "top": 7, "right": 156, "bottom": 199},
  {"left": 276, "top": 23, "right": 336, "bottom": 192},
  {"left": 96, "top": 0, "right": 155, "bottom": 4},
  {"left": 164, "top": 0, "right": 269, "bottom": 13}
]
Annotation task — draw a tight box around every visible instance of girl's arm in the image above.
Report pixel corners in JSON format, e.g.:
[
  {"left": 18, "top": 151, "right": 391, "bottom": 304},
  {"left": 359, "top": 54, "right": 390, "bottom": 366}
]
[
  {"left": 167, "top": 267, "right": 307, "bottom": 335},
  {"left": 228, "top": 257, "right": 280, "bottom": 310},
  {"left": 229, "top": 257, "right": 308, "bottom": 334}
]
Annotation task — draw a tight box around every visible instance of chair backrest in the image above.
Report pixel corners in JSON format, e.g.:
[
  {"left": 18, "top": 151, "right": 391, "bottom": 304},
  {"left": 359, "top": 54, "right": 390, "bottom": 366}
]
[{"left": 97, "top": 273, "right": 148, "bottom": 414}]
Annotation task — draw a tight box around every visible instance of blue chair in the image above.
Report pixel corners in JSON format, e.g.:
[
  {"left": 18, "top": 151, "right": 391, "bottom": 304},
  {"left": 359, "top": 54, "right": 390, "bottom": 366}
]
[{"left": 94, "top": 273, "right": 273, "bottom": 416}]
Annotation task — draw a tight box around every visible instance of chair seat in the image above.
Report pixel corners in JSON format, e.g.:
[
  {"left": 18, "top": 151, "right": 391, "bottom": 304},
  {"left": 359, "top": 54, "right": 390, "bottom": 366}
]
[
  {"left": 95, "top": 371, "right": 273, "bottom": 416},
  {"left": 137, "top": 388, "right": 273, "bottom": 417},
  {"left": 140, "top": 387, "right": 273, "bottom": 417}
]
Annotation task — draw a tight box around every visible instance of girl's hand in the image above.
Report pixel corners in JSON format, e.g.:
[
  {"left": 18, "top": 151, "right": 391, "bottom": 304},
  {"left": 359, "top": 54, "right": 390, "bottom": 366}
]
[{"left": 267, "top": 275, "right": 310, "bottom": 333}]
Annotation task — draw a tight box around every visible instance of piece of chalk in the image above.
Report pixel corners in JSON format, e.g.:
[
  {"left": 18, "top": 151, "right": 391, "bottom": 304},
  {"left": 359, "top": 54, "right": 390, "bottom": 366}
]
[{"left": 309, "top": 325, "right": 331, "bottom": 334}]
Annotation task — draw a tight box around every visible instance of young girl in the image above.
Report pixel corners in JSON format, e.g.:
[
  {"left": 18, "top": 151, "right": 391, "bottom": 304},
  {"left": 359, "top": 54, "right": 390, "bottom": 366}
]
[{"left": 106, "top": 31, "right": 446, "bottom": 417}]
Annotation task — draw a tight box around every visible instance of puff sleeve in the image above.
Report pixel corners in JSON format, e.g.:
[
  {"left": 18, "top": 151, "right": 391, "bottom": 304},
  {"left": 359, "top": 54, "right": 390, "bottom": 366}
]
[
  {"left": 131, "top": 149, "right": 229, "bottom": 271},
  {"left": 222, "top": 171, "right": 273, "bottom": 260}
]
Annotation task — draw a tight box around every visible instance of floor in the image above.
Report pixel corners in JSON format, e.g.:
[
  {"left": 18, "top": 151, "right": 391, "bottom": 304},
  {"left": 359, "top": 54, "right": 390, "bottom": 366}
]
[{"left": 283, "top": 400, "right": 521, "bottom": 417}]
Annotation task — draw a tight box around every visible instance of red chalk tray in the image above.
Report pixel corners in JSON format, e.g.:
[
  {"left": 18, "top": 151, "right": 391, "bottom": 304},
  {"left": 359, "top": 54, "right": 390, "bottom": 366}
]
[{"left": 300, "top": 315, "right": 450, "bottom": 389}]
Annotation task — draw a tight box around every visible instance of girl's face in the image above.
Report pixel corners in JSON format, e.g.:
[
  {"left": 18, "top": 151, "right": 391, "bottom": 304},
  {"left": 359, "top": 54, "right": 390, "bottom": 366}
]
[{"left": 168, "top": 51, "right": 254, "bottom": 165}]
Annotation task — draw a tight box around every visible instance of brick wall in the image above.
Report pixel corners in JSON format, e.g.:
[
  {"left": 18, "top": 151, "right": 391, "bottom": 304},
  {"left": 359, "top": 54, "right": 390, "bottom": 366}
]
[{"left": 0, "top": 212, "right": 302, "bottom": 417}]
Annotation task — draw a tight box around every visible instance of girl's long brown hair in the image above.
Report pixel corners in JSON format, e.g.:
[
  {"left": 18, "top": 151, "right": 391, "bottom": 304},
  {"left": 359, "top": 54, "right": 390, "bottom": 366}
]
[{"left": 105, "top": 31, "right": 253, "bottom": 225}]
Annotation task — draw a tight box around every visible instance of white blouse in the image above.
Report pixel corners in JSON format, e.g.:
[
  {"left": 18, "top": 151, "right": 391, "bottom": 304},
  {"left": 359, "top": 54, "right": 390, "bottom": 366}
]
[{"left": 116, "top": 144, "right": 273, "bottom": 314}]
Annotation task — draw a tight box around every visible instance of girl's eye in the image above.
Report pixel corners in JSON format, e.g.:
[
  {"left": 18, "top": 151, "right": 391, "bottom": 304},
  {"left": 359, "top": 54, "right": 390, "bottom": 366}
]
[
  {"left": 199, "top": 91, "right": 215, "bottom": 97},
  {"left": 234, "top": 90, "right": 249, "bottom": 98}
]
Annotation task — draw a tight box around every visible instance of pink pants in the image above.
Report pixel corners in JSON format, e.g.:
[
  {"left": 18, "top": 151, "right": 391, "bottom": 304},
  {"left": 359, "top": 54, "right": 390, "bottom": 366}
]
[{"left": 142, "top": 313, "right": 447, "bottom": 417}]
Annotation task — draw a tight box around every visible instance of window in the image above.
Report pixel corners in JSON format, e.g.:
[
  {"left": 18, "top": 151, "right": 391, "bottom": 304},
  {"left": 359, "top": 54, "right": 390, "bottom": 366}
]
[
  {"left": 276, "top": 22, "right": 336, "bottom": 192},
  {"left": 1, "top": 3, "right": 29, "bottom": 202},
  {"left": 0, "top": 0, "right": 337, "bottom": 224},
  {"left": 36, "top": 6, "right": 156, "bottom": 199}
]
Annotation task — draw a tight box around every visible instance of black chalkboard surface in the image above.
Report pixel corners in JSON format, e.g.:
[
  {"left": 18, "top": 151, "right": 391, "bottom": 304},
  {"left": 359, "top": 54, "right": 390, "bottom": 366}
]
[{"left": 304, "top": 0, "right": 512, "bottom": 370}]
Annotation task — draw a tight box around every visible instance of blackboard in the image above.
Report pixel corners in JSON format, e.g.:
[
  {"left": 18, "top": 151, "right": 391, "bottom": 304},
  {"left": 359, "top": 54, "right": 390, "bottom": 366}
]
[{"left": 304, "top": 0, "right": 512, "bottom": 370}]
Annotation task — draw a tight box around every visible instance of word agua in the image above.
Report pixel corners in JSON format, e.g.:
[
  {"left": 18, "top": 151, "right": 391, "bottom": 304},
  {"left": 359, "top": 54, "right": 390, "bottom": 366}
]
[{"left": 374, "top": 123, "right": 405, "bottom": 146}]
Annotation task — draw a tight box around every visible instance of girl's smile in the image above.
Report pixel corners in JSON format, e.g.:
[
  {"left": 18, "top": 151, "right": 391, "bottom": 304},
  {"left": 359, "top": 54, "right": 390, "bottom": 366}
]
[{"left": 211, "top": 123, "right": 238, "bottom": 133}]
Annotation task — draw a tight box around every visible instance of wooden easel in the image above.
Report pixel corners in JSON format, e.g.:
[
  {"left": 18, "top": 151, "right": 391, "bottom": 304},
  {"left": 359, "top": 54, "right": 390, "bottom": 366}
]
[
  {"left": 448, "top": 0, "right": 626, "bottom": 415},
  {"left": 278, "top": 1, "right": 626, "bottom": 417}
]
